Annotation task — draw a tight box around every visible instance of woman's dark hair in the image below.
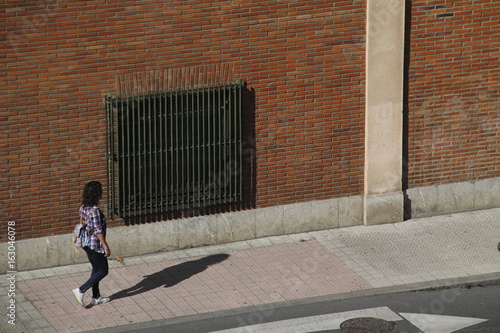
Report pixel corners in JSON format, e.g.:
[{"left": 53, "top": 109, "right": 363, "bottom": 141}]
[{"left": 82, "top": 181, "right": 103, "bottom": 207}]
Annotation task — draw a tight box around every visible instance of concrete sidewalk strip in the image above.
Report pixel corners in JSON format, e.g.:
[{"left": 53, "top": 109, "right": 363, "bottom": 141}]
[
  {"left": 5, "top": 208, "right": 500, "bottom": 333},
  {"left": 324, "top": 212, "right": 500, "bottom": 279},
  {"left": 16, "top": 240, "right": 371, "bottom": 333}
]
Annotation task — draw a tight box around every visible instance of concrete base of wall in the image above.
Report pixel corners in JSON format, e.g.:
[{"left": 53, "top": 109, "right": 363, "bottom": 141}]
[
  {"left": 406, "top": 177, "right": 500, "bottom": 219},
  {"left": 1, "top": 195, "right": 364, "bottom": 273},
  {"left": 363, "top": 192, "right": 404, "bottom": 225},
  {"left": 2, "top": 177, "right": 500, "bottom": 273}
]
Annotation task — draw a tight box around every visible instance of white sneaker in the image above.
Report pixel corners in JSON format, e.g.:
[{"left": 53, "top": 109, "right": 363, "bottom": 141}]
[
  {"left": 72, "top": 288, "right": 85, "bottom": 307},
  {"left": 90, "top": 296, "right": 110, "bottom": 305}
]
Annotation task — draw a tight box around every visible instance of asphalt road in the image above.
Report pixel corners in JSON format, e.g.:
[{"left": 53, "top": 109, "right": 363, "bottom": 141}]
[{"left": 90, "top": 281, "right": 500, "bottom": 333}]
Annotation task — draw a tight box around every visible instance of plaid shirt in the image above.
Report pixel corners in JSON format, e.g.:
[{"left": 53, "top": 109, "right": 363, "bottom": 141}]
[{"left": 79, "top": 205, "right": 107, "bottom": 254}]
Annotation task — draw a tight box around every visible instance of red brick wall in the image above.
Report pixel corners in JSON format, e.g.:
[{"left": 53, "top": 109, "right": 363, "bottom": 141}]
[
  {"left": 407, "top": 1, "right": 500, "bottom": 188},
  {"left": 1, "top": 0, "right": 366, "bottom": 240}
]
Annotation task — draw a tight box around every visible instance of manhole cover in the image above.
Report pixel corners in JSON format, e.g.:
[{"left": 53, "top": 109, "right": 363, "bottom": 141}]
[{"left": 340, "top": 317, "right": 395, "bottom": 333}]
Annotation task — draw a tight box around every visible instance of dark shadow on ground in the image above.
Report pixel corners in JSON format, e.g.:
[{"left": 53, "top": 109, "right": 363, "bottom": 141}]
[
  {"left": 402, "top": 0, "right": 413, "bottom": 220},
  {"left": 108, "top": 253, "right": 230, "bottom": 302}
]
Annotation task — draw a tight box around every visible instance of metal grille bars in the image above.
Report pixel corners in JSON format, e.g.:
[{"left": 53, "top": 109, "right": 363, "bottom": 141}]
[{"left": 106, "top": 81, "right": 243, "bottom": 219}]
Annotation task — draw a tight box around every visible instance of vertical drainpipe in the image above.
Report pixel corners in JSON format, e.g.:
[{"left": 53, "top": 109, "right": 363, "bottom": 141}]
[{"left": 364, "top": 0, "right": 406, "bottom": 225}]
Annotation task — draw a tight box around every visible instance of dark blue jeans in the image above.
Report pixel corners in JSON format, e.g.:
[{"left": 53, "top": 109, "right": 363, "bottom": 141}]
[{"left": 79, "top": 247, "right": 109, "bottom": 299}]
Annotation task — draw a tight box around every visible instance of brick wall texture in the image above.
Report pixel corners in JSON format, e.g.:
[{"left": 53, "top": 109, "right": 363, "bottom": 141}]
[
  {"left": 2, "top": 0, "right": 499, "bottom": 241},
  {"left": 406, "top": 0, "right": 500, "bottom": 188},
  {"left": 1, "top": 0, "right": 366, "bottom": 240}
]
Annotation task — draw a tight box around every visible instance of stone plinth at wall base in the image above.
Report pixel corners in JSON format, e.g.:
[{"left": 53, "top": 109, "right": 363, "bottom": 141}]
[
  {"left": 406, "top": 177, "right": 500, "bottom": 219},
  {"left": 0, "top": 196, "right": 364, "bottom": 273},
  {"left": 363, "top": 192, "right": 404, "bottom": 226},
  {"left": 3, "top": 178, "right": 499, "bottom": 273}
]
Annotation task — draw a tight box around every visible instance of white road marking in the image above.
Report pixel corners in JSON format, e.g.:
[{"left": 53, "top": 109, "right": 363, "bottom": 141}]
[
  {"left": 400, "top": 313, "right": 488, "bottom": 333},
  {"left": 210, "top": 307, "right": 490, "bottom": 333},
  {"left": 210, "top": 306, "right": 402, "bottom": 332}
]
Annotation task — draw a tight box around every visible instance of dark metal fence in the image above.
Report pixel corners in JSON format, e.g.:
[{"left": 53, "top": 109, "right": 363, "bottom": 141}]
[{"left": 106, "top": 81, "right": 243, "bottom": 219}]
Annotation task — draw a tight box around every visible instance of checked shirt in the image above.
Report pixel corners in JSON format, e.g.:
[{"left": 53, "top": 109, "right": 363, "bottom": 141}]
[{"left": 79, "top": 205, "right": 107, "bottom": 254}]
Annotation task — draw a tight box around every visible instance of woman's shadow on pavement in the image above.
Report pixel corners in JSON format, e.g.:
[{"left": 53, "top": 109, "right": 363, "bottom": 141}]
[{"left": 108, "top": 253, "right": 230, "bottom": 302}]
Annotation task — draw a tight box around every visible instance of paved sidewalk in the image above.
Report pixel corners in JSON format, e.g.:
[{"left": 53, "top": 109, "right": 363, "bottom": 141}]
[{"left": 2, "top": 208, "right": 500, "bottom": 333}]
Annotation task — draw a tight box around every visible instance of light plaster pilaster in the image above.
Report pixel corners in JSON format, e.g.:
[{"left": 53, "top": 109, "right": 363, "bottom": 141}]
[{"left": 364, "top": 0, "right": 406, "bottom": 224}]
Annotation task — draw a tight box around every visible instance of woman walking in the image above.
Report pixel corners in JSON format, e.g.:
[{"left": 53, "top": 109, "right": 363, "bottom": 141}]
[{"left": 72, "top": 181, "right": 111, "bottom": 307}]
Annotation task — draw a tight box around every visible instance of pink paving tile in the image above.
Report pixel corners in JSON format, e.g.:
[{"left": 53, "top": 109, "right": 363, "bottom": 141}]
[{"left": 17, "top": 240, "right": 371, "bottom": 332}]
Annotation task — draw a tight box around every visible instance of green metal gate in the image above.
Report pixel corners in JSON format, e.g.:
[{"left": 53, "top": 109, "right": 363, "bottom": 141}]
[{"left": 106, "top": 81, "right": 243, "bottom": 219}]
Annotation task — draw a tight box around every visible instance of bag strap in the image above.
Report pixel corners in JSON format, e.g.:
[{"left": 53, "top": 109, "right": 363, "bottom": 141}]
[{"left": 80, "top": 208, "right": 98, "bottom": 226}]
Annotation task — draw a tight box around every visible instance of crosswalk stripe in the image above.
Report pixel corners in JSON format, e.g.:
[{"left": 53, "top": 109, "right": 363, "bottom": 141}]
[
  {"left": 400, "top": 313, "right": 489, "bottom": 333},
  {"left": 210, "top": 307, "right": 489, "bottom": 333},
  {"left": 210, "top": 307, "right": 402, "bottom": 333}
]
